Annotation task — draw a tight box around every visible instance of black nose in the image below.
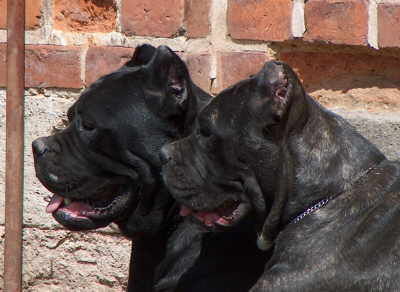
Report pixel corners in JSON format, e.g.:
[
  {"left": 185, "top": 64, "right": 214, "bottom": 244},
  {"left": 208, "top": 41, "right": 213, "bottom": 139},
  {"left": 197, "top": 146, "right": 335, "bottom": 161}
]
[
  {"left": 32, "top": 138, "right": 49, "bottom": 157},
  {"left": 160, "top": 144, "right": 173, "bottom": 165}
]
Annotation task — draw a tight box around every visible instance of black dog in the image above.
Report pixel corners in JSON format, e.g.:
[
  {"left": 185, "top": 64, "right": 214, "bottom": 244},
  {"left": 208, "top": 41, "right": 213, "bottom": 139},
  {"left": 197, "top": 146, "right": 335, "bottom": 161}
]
[
  {"left": 162, "top": 61, "right": 400, "bottom": 291},
  {"left": 32, "top": 44, "right": 211, "bottom": 291}
]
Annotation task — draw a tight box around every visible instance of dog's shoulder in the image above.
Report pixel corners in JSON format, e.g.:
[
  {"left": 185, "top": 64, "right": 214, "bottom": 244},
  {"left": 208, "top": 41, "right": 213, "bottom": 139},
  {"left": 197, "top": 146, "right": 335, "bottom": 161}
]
[{"left": 254, "top": 159, "right": 400, "bottom": 292}]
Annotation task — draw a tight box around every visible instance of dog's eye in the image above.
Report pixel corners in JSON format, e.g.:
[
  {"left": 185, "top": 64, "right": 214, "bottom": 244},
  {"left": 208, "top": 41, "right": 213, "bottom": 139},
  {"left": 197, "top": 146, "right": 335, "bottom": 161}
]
[
  {"left": 169, "top": 85, "right": 183, "bottom": 95},
  {"left": 263, "top": 127, "right": 273, "bottom": 139},
  {"left": 198, "top": 126, "right": 211, "bottom": 138},
  {"left": 81, "top": 119, "right": 96, "bottom": 131},
  {"left": 263, "top": 124, "right": 280, "bottom": 140}
]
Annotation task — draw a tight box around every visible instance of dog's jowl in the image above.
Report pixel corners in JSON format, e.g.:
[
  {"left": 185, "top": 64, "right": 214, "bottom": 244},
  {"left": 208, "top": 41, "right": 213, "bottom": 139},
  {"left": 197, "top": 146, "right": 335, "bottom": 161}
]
[{"left": 162, "top": 61, "right": 400, "bottom": 291}]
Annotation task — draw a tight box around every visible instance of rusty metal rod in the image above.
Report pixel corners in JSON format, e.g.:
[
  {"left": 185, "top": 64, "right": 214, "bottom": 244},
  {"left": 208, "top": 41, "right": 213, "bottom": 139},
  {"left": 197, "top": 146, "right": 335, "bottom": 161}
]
[{"left": 4, "top": 0, "right": 25, "bottom": 291}]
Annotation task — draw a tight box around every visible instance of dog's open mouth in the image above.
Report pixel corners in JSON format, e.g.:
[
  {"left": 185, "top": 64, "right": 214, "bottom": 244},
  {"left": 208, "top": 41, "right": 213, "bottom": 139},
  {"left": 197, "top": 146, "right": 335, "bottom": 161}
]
[
  {"left": 45, "top": 185, "right": 135, "bottom": 230},
  {"left": 180, "top": 199, "right": 250, "bottom": 228}
]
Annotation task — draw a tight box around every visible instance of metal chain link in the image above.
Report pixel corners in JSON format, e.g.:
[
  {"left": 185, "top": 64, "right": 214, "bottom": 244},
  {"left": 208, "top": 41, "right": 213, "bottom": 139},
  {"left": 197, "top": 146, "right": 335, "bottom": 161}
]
[
  {"left": 290, "top": 197, "right": 332, "bottom": 224},
  {"left": 290, "top": 165, "right": 377, "bottom": 225}
]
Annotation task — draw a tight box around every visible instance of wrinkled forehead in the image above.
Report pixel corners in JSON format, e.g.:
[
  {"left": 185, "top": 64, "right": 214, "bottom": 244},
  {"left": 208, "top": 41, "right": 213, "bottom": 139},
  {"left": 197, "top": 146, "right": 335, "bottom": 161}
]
[
  {"left": 198, "top": 78, "right": 255, "bottom": 131},
  {"left": 72, "top": 72, "right": 149, "bottom": 125},
  {"left": 82, "top": 70, "right": 143, "bottom": 106}
]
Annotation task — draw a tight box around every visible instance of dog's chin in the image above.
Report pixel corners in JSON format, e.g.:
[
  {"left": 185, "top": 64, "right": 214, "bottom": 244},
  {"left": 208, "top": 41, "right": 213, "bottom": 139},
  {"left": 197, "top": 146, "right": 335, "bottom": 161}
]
[
  {"left": 180, "top": 199, "right": 251, "bottom": 230},
  {"left": 52, "top": 211, "right": 110, "bottom": 231},
  {"left": 47, "top": 185, "right": 137, "bottom": 231},
  {"left": 164, "top": 174, "right": 250, "bottom": 229}
]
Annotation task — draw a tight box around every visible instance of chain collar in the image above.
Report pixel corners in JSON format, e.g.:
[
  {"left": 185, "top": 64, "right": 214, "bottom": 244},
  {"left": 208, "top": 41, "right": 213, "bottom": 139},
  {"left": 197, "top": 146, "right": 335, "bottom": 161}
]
[
  {"left": 290, "top": 197, "right": 333, "bottom": 224},
  {"left": 289, "top": 164, "right": 377, "bottom": 225}
]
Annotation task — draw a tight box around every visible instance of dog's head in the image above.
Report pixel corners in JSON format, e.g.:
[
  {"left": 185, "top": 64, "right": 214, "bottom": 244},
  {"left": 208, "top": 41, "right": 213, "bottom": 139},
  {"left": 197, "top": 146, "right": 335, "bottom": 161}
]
[
  {"left": 162, "top": 60, "right": 385, "bottom": 249},
  {"left": 32, "top": 44, "right": 210, "bottom": 232},
  {"left": 162, "top": 61, "right": 301, "bottom": 227}
]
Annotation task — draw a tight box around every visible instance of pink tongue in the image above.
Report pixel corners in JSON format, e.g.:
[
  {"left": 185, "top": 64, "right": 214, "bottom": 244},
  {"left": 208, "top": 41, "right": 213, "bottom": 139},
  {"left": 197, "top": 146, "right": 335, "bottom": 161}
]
[
  {"left": 46, "top": 194, "right": 64, "bottom": 213},
  {"left": 194, "top": 211, "right": 221, "bottom": 226},
  {"left": 180, "top": 205, "right": 226, "bottom": 226},
  {"left": 63, "top": 201, "right": 93, "bottom": 217},
  {"left": 204, "top": 213, "right": 220, "bottom": 226}
]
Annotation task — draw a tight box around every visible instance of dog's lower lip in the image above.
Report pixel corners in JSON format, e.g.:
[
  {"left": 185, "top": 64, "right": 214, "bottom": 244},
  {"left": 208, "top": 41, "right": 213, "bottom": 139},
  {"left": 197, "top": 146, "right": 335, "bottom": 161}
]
[
  {"left": 45, "top": 188, "right": 131, "bottom": 220},
  {"left": 180, "top": 200, "right": 248, "bottom": 227}
]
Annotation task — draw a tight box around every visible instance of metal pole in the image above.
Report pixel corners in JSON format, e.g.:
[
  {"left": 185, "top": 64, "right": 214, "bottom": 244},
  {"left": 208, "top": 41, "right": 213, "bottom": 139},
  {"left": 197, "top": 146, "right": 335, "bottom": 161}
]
[{"left": 4, "top": 0, "right": 25, "bottom": 291}]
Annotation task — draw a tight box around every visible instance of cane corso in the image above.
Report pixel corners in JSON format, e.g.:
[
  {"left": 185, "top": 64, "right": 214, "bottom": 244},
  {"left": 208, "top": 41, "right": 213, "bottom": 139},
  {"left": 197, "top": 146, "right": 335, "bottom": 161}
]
[
  {"left": 32, "top": 44, "right": 266, "bottom": 292},
  {"left": 162, "top": 60, "right": 400, "bottom": 291},
  {"left": 32, "top": 44, "right": 212, "bottom": 291}
]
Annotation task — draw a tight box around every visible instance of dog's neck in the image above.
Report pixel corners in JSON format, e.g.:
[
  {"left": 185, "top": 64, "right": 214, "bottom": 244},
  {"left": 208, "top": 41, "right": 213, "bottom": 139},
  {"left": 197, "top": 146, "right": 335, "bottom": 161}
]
[{"left": 282, "top": 96, "right": 386, "bottom": 223}]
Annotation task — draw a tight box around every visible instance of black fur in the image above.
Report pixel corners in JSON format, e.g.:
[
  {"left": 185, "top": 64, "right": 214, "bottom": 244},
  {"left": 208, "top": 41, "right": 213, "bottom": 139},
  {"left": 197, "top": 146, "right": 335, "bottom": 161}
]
[{"left": 32, "top": 44, "right": 210, "bottom": 291}]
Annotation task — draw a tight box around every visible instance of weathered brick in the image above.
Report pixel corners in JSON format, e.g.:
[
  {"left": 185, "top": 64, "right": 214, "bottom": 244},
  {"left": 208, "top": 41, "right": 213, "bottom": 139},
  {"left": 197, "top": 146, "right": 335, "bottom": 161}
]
[
  {"left": 217, "top": 51, "right": 269, "bottom": 92},
  {"left": 0, "top": 0, "right": 43, "bottom": 30},
  {"left": 280, "top": 52, "right": 400, "bottom": 89},
  {"left": 227, "top": 0, "right": 292, "bottom": 42},
  {"left": 304, "top": 0, "right": 368, "bottom": 46},
  {"left": 26, "top": 0, "right": 43, "bottom": 29},
  {"left": 184, "top": 0, "right": 211, "bottom": 38},
  {"left": 279, "top": 52, "right": 400, "bottom": 111},
  {"left": 85, "top": 46, "right": 135, "bottom": 86},
  {"left": 186, "top": 53, "right": 211, "bottom": 93},
  {"left": 26, "top": 45, "right": 82, "bottom": 88},
  {"left": 53, "top": 0, "right": 117, "bottom": 32},
  {"left": 0, "top": 43, "right": 5, "bottom": 87},
  {"left": 121, "top": 0, "right": 184, "bottom": 37},
  {"left": 378, "top": 4, "right": 400, "bottom": 48},
  {"left": 0, "top": 0, "right": 6, "bottom": 29}
]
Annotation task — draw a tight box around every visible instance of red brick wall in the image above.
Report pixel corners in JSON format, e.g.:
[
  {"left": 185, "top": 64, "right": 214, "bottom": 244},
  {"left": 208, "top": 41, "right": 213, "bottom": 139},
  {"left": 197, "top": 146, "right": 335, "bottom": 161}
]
[{"left": 1, "top": 0, "right": 399, "bottom": 107}]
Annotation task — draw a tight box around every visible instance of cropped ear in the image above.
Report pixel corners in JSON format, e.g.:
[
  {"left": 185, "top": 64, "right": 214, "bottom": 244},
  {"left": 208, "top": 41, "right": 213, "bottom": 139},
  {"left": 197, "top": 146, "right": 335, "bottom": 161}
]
[
  {"left": 145, "top": 45, "right": 190, "bottom": 119},
  {"left": 251, "top": 61, "right": 307, "bottom": 139},
  {"left": 125, "top": 44, "right": 157, "bottom": 67},
  {"left": 257, "top": 61, "right": 296, "bottom": 119}
]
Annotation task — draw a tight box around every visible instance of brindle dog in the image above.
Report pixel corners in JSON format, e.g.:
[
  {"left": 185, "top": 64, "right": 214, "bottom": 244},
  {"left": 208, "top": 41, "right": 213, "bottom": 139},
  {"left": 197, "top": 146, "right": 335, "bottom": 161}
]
[{"left": 162, "top": 61, "right": 400, "bottom": 291}]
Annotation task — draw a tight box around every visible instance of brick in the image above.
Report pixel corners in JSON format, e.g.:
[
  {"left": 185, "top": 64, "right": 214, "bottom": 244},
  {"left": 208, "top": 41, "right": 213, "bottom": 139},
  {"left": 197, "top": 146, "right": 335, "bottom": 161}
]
[
  {"left": 279, "top": 52, "right": 400, "bottom": 111},
  {"left": 378, "top": 4, "right": 400, "bottom": 48},
  {"left": 121, "top": 0, "right": 184, "bottom": 37},
  {"left": 304, "top": 0, "right": 368, "bottom": 46},
  {"left": 0, "top": 0, "right": 43, "bottom": 30},
  {"left": 26, "top": 0, "right": 43, "bottom": 29},
  {"left": 227, "top": 0, "right": 292, "bottom": 42},
  {"left": 85, "top": 46, "right": 135, "bottom": 86},
  {"left": 26, "top": 45, "right": 82, "bottom": 88},
  {"left": 217, "top": 51, "right": 269, "bottom": 92},
  {"left": 0, "top": 0, "right": 5, "bottom": 29},
  {"left": 53, "top": 0, "right": 117, "bottom": 32},
  {"left": 0, "top": 43, "right": 5, "bottom": 87},
  {"left": 186, "top": 53, "right": 211, "bottom": 93},
  {"left": 184, "top": 0, "right": 211, "bottom": 38},
  {"left": 280, "top": 52, "right": 400, "bottom": 90}
]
